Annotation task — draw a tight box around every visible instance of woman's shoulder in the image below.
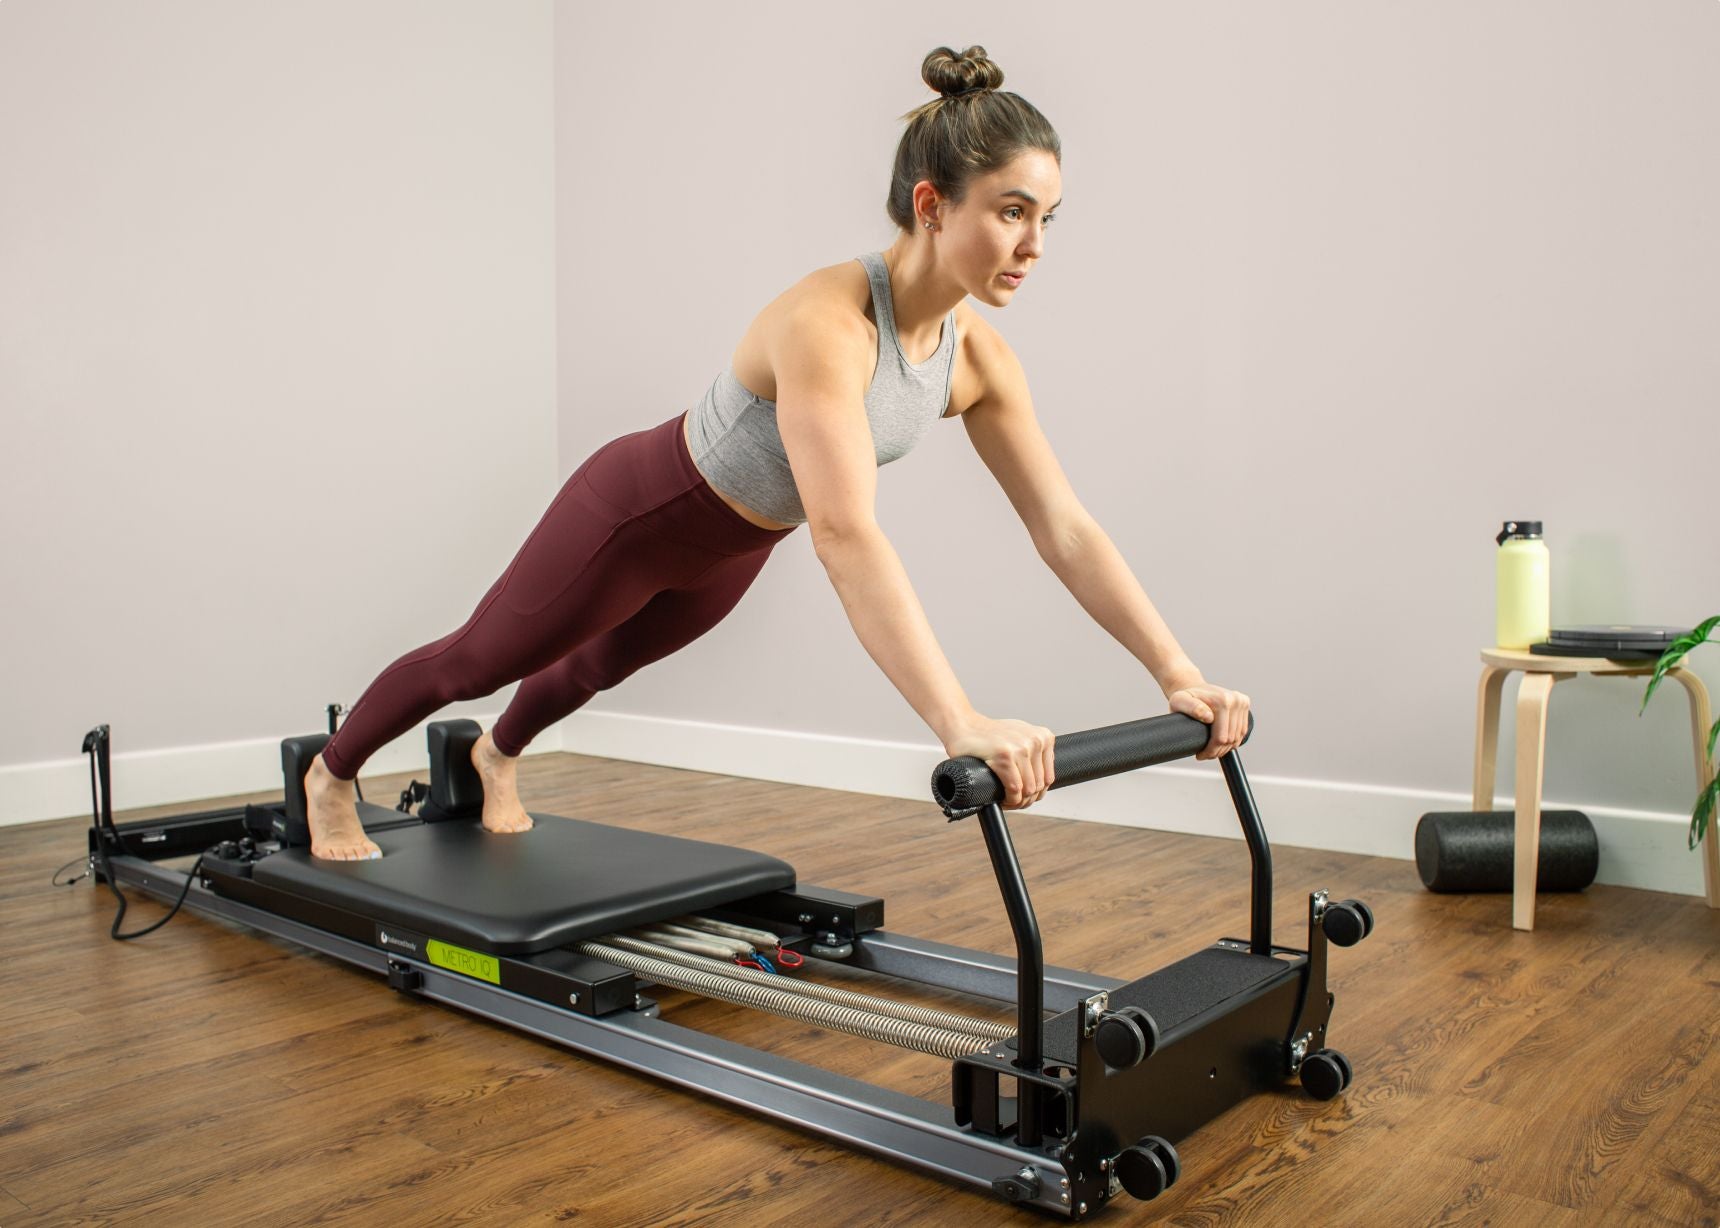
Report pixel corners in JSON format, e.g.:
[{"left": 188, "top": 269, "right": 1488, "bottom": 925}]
[
  {"left": 748, "top": 260, "right": 877, "bottom": 345},
  {"left": 731, "top": 260, "right": 875, "bottom": 401},
  {"left": 732, "top": 259, "right": 1013, "bottom": 408},
  {"left": 772, "top": 261, "right": 1002, "bottom": 358},
  {"left": 780, "top": 257, "right": 875, "bottom": 322}
]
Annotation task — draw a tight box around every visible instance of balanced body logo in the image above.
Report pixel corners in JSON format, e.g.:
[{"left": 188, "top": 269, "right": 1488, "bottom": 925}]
[{"left": 377, "top": 928, "right": 420, "bottom": 955}]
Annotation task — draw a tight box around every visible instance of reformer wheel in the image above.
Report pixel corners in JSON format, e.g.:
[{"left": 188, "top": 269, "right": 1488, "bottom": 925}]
[
  {"left": 1320, "top": 899, "right": 1374, "bottom": 947},
  {"left": 1094, "top": 1005, "right": 1160, "bottom": 1070},
  {"left": 1116, "top": 1134, "right": 1180, "bottom": 1200},
  {"left": 1300, "top": 1048, "right": 1353, "bottom": 1100}
]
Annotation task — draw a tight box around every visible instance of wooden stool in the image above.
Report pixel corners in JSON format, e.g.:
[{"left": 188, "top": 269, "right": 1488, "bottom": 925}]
[{"left": 1475, "top": 648, "right": 1719, "bottom": 929}]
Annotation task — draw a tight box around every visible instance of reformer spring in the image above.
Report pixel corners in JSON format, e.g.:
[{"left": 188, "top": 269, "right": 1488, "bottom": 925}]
[
  {"left": 579, "top": 939, "right": 995, "bottom": 1059},
  {"left": 600, "top": 933, "right": 1017, "bottom": 1043}
]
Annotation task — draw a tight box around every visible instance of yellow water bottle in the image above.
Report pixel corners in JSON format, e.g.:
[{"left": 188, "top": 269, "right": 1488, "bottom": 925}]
[{"left": 1495, "top": 520, "right": 1550, "bottom": 649}]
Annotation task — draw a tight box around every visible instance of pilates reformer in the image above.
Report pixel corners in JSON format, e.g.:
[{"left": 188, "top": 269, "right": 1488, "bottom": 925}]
[{"left": 81, "top": 711, "right": 1372, "bottom": 1218}]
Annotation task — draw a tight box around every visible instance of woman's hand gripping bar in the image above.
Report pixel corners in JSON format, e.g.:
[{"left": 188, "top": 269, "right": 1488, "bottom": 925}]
[{"left": 930, "top": 711, "right": 1256, "bottom": 820}]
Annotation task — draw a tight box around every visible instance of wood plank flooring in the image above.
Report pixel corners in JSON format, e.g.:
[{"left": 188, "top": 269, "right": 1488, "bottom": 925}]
[{"left": 2, "top": 751, "right": 1716, "bottom": 1225}]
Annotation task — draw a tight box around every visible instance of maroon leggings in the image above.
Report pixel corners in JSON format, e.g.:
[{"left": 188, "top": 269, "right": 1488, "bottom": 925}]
[{"left": 320, "top": 411, "right": 797, "bottom": 780}]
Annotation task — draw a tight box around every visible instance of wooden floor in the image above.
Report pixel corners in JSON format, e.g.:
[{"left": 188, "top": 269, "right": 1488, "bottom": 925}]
[{"left": 3, "top": 751, "right": 1717, "bottom": 1226}]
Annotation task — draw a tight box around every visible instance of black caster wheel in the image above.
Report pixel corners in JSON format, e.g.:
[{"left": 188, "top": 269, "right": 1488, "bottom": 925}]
[
  {"left": 1095, "top": 1006, "right": 1162, "bottom": 1070},
  {"left": 1116, "top": 1134, "right": 1180, "bottom": 1201},
  {"left": 1321, "top": 899, "right": 1375, "bottom": 947},
  {"left": 1120, "top": 1005, "right": 1161, "bottom": 1060},
  {"left": 1301, "top": 1048, "right": 1353, "bottom": 1101},
  {"left": 1141, "top": 1134, "right": 1180, "bottom": 1186},
  {"left": 1095, "top": 1012, "right": 1147, "bottom": 1070}
]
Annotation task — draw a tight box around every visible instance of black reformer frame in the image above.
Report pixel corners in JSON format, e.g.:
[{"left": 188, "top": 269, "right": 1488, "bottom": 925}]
[{"left": 82, "top": 713, "right": 1370, "bottom": 1219}]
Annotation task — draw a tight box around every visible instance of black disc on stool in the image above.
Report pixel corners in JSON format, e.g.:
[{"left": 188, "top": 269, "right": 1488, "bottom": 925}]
[{"left": 1414, "top": 810, "right": 1598, "bottom": 893}]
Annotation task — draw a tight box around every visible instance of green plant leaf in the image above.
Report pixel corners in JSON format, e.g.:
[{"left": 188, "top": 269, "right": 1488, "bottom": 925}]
[
  {"left": 1691, "top": 776, "right": 1718, "bottom": 851},
  {"left": 1640, "top": 614, "right": 1720, "bottom": 714},
  {"left": 1708, "top": 715, "right": 1718, "bottom": 770}
]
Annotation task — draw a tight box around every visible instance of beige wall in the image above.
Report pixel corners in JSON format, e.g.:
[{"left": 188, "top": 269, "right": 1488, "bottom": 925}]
[
  {"left": 3, "top": 2, "right": 1713, "bottom": 894},
  {"left": 1, "top": 1, "right": 557, "bottom": 791},
  {"left": 553, "top": 1, "right": 1716, "bottom": 886}
]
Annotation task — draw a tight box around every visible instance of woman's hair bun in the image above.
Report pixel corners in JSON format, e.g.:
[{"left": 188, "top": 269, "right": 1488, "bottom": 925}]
[{"left": 921, "top": 45, "right": 1004, "bottom": 99}]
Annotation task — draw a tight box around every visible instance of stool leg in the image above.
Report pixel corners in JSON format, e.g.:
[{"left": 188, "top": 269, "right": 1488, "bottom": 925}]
[
  {"left": 1669, "top": 667, "right": 1719, "bottom": 909},
  {"left": 1474, "top": 665, "right": 1508, "bottom": 812},
  {"left": 1513, "top": 672, "right": 1558, "bottom": 931}
]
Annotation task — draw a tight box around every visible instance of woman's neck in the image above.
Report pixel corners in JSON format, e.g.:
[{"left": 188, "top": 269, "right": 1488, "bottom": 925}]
[{"left": 882, "top": 240, "right": 963, "bottom": 353}]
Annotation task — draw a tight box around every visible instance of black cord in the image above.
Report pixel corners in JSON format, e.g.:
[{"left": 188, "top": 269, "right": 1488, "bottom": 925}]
[
  {"left": 102, "top": 852, "right": 206, "bottom": 941},
  {"left": 52, "top": 855, "right": 89, "bottom": 886},
  {"left": 86, "top": 739, "right": 205, "bottom": 940}
]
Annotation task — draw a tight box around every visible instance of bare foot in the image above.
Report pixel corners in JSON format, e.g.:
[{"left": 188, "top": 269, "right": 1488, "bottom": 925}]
[
  {"left": 305, "top": 753, "right": 382, "bottom": 860},
  {"left": 472, "top": 729, "right": 534, "bottom": 834}
]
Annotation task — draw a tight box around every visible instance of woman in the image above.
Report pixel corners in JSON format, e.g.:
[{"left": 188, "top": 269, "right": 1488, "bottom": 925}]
[{"left": 306, "top": 45, "right": 1251, "bottom": 860}]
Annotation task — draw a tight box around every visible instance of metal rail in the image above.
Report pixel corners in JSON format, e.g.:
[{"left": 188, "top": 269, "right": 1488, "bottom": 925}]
[{"left": 102, "top": 854, "right": 1079, "bottom": 1216}]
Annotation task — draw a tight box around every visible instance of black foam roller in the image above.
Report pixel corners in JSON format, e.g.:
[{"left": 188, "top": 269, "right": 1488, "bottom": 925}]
[{"left": 1415, "top": 810, "right": 1598, "bottom": 893}]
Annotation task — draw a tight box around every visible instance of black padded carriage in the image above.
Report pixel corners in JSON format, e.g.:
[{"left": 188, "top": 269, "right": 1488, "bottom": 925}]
[{"left": 251, "top": 812, "right": 796, "bottom": 955}]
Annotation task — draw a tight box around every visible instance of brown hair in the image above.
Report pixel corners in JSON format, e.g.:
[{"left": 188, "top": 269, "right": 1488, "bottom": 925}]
[{"left": 886, "top": 46, "right": 1061, "bottom": 233}]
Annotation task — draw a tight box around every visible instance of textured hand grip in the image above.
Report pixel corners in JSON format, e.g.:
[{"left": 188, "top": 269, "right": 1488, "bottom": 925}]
[{"left": 930, "top": 712, "right": 1254, "bottom": 818}]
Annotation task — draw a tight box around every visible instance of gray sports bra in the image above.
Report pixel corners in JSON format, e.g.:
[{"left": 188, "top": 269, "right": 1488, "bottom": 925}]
[{"left": 683, "top": 251, "right": 957, "bottom": 526}]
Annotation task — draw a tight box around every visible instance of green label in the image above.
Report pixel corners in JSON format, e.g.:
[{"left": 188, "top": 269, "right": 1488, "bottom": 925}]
[{"left": 426, "top": 939, "right": 500, "bottom": 985}]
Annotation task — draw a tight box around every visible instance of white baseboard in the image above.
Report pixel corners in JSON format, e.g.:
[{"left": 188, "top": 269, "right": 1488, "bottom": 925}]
[
  {"left": 554, "top": 710, "right": 1710, "bottom": 900},
  {"left": 0, "top": 717, "right": 557, "bottom": 829},
  {"left": 5, "top": 710, "right": 1706, "bottom": 900}
]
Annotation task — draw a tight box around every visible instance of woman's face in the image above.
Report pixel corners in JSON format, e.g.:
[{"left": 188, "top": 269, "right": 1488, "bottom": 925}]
[{"left": 934, "top": 148, "right": 1062, "bottom": 307}]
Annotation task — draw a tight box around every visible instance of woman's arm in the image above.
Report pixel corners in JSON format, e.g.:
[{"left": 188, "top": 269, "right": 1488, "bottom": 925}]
[
  {"left": 1035, "top": 520, "right": 1252, "bottom": 759},
  {"left": 958, "top": 317, "right": 1251, "bottom": 759},
  {"left": 771, "top": 298, "right": 1056, "bottom": 806}
]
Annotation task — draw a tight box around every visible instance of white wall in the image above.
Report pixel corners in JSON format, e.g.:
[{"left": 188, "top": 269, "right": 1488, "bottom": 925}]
[
  {"left": 3, "top": 2, "right": 1712, "bottom": 898},
  {"left": 552, "top": 1, "right": 1717, "bottom": 894},
  {"left": 1, "top": 1, "right": 558, "bottom": 806}
]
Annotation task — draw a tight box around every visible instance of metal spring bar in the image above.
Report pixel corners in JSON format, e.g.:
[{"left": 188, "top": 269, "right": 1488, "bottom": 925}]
[
  {"left": 630, "top": 926, "right": 750, "bottom": 960},
  {"left": 674, "top": 916, "right": 784, "bottom": 947},
  {"left": 579, "top": 940, "right": 994, "bottom": 1059},
  {"left": 605, "top": 934, "right": 1017, "bottom": 1041}
]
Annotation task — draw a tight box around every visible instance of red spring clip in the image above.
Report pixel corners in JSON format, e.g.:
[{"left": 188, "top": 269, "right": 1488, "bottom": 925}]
[{"left": 773, "top": 946, "right": 804, "bottom": 969}]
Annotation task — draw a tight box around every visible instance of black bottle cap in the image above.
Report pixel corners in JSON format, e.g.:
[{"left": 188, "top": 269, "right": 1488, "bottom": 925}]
[{"left": 1496, "top": 520, "right": 1543, "bottom": 545}]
